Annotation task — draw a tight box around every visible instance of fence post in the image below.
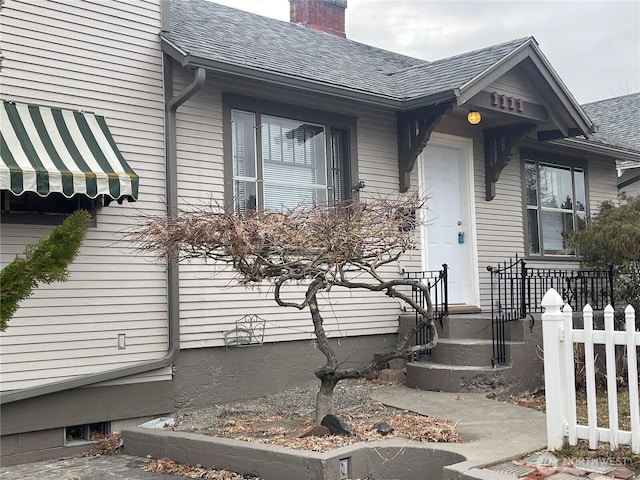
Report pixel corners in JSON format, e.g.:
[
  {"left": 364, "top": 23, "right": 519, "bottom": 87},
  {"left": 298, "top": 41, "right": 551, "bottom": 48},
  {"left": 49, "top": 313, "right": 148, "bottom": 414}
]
[
  {"left": 625, "top": 305, "right": 639, "bottom": 454},
  {"left": 541, "top": 288, "right": 567, "bottom": 450},
  {"left": 604, "top": 304, "right": 619, "bottom": 450}
]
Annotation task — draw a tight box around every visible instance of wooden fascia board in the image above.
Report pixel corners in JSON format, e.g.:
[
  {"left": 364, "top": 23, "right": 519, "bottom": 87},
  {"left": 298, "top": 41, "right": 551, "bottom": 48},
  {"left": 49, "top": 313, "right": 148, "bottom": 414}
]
[
  {"left": 161, "top": 37, "right": 190, "bottom": 64},
  {"left": 521, "top": 50, "right": 593, "bottom": 136},
  {"left": 528, "top": 42, "right": 593, "bottom": 130},
  {"left": 619, "top": 173, "right": 640, "bottom": 190},
  {"left": 549, "top": 138, "right": 640, "bottom": 163},
  {"left": 397, "top": 103, "right": 454, "bottom": 192},
  {"left": 484, "top": 123, "right": 537, "bottom": 201}
]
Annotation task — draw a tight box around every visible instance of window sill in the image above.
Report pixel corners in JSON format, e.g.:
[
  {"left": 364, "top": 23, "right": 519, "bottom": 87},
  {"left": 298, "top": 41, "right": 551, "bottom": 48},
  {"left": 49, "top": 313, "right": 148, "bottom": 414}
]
[{"left": 524, "top": 255, "right": 583, "bottom": 263}]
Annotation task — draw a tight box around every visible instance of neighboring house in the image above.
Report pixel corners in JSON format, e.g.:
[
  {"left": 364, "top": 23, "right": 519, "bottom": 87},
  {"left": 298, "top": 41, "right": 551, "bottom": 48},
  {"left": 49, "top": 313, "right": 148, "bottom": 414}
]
[
  {"left": 2, "top": 0, "right": 640, "bottom": 465},
  {"left": 0, "top": 0, "right": 169, "bottom": 465},
  {"left": 582, "top": 92, "right": 640, "bottom": 197}
]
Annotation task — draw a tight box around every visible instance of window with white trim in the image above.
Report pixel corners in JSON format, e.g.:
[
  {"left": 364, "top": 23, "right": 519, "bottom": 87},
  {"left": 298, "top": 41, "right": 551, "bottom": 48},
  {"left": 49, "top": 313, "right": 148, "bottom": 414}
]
[
  {"left": 226, "top": 97, "right": 355, "bottom": 213},
  {"left": 525, "top": 159, "right": 587, "bottom": 256}
]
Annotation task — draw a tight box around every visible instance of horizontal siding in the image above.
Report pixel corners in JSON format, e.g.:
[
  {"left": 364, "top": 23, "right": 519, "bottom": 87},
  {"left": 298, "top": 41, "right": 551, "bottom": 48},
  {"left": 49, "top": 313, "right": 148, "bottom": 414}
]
[
  {"left": 487, "top": 69, "right": 540, "bottom": 103},
  {"left": 0, "top": 0, "right": 169, "bottom": 391},
  {"left": 587, "top": 157, "right": 618, "bottom": 214},
  {"left": 172, "top": 72, "right": 406, "bottom": 349}
]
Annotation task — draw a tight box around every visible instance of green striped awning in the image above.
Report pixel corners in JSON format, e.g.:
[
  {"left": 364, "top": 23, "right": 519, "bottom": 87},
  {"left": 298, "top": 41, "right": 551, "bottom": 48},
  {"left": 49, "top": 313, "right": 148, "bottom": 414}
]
[{"left": 0, "top": 100, "right": 139, "bottom": 201}]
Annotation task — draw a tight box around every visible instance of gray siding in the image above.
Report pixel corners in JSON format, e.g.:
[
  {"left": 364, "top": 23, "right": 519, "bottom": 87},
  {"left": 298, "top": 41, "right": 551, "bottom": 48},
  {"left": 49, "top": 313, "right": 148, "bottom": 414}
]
[{"left": 0, "top": 0, "right": 169, "bottom": 391}]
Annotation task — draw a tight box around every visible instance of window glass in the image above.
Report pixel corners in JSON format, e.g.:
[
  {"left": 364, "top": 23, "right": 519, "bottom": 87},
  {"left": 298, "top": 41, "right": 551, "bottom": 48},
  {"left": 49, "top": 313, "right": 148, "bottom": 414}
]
[
  {"left": 230, "top": 106, "right": 350, "bottom": 212},
  {"left": 331, "top": 130, "right": 345, "bottom": 204},
  {"left": 526, "top": 209, "right": 540, "bottom": 255},
  {"left": 539, "top": 164, "right": 573, "bottom": 209},
  {"left": 525, "top": 159, "right": 586, "bottom": 256},
  {"left": 231, "top": 110, "right": 257, "bottom": 213},
  {"left": 541, "top": 210, "right": 574, "bottom": 255},
  {"left": 574, "top": 169, "right": 586, "bottom": 213},
  {"left": 525, "top": 162, "right": 537, "bottom": 206}
]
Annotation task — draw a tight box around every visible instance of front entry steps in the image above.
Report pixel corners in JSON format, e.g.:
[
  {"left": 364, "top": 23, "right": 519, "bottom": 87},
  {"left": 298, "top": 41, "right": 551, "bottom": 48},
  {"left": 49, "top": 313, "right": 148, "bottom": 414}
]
[{"left": 404, "top": 313, "right": 526, "bottom": 394}]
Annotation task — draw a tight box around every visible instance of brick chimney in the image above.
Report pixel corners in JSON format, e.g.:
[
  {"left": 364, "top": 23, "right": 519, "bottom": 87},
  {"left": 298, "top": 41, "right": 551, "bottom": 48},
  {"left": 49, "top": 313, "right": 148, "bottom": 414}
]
[{"left": 290, "top": 0, "right": 347, "bottom": 38}]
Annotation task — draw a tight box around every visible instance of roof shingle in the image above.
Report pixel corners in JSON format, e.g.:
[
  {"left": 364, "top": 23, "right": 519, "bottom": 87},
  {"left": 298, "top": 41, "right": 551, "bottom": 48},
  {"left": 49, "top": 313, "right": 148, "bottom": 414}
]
[
  {"left": 583, "top": 93, "right": 640, "bottom": 150},
  {"left": 163, "top": 0, "right": 531, "bottom": 102}
]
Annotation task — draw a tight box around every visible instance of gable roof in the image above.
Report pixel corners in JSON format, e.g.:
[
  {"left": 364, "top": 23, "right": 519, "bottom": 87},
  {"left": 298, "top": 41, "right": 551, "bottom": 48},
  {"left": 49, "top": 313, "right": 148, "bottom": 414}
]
[
  {"left": 392, "top": 37, "right": 530, "bottom": 101},
  {"left": 162, "top": 0, "right": 591, "bottom": 135}
]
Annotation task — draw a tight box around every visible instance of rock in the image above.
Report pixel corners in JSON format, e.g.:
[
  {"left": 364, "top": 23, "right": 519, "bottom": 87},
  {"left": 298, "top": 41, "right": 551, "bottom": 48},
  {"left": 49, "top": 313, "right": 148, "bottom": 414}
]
[
  {"left": 298, "top": 425, "right": 331, "bottom": 438},
  {"left": 374, "top": 421, "right": 394, "bottom": 436},
  {"left": 377, "top": 368, "right": 406, "bottom": 384},
  {"left": 321, "top": 414, "right": 352, "bottom": 436}
]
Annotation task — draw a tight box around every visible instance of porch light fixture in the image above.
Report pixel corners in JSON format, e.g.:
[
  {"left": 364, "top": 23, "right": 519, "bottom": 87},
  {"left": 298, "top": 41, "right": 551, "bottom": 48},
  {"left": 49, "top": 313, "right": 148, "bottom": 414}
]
[{"left": 467, "top": 111, "right": 481, "bottom": 125}]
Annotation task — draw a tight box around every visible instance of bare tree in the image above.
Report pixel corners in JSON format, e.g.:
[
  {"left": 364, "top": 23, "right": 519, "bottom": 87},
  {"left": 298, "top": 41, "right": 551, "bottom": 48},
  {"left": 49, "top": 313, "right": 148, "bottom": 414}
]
[{"left": 134, "top": 196, "right": 436, "bottom": 423}]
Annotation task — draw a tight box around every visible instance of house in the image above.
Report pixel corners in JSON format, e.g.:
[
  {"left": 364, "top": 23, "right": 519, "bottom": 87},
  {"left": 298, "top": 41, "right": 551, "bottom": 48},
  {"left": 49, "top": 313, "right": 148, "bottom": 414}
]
[
  {"left": 2, "top": 0, "right": 639, "bottom": 465},
  {"left": 582, "top": 92, "right": 640, "bottom": 197}
]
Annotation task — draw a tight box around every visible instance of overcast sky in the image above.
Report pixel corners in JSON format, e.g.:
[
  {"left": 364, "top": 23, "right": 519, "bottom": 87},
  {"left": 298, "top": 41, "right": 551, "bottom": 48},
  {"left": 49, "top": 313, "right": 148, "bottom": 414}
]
[{"left": 212, "top": 0, "right": 639, "bottom": 105}]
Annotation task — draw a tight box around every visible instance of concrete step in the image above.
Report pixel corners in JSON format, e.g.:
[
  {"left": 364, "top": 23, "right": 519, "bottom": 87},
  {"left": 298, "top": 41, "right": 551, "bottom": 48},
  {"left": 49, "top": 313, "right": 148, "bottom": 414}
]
[
  {"left": 442, "top": 314, "right": 493, "bottom": 340},
  {"left": 406, "top": 360, "right": 512, "bottom": 393},
  {"left": 429, "top": 338, "right": 513, "bottom": 367}
]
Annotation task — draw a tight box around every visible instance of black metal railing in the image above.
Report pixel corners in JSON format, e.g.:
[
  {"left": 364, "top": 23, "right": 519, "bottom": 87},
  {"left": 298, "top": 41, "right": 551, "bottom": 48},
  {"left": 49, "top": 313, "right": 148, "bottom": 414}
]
[
  {"left": 487, "top": 255, "right": 614, "bottom": 365},
  {"left": 403, "top": 264, "right": 448, "bottom": 355}
]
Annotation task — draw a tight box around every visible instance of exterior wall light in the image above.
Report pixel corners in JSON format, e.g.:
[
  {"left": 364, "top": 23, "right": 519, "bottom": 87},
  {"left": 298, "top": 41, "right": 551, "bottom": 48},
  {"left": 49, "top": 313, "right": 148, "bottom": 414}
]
[{"left": 467, "top": 111, "right": 482, "bottom": 125}]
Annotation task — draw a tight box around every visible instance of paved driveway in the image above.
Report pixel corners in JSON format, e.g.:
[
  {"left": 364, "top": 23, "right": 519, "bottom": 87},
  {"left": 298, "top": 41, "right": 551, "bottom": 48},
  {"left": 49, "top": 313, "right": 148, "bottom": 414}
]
[{"left": 1, "top": 454, "right": 175, "bottom": 480}]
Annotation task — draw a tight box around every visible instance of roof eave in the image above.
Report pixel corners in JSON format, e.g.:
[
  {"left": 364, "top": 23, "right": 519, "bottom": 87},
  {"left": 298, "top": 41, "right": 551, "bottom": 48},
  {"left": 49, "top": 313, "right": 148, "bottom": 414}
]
[
  {"left": 550, "top": 137, "right": 640, "bottom": 163},
  {"left": 161, "top": 39, "right": 406, "bottom": 109},
  {"left": 401, "top": 89, "right": 460, "bottom": 111}
]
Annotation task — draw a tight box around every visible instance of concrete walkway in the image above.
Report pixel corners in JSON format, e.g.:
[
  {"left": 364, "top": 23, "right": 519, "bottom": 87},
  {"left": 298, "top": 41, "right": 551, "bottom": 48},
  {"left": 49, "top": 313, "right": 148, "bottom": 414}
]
[
  {"left": 1, "top": 385, "right": 548, "bottom": 480},
  {"left": 373, "top": 385, "right": 547, "bottom": 464}
]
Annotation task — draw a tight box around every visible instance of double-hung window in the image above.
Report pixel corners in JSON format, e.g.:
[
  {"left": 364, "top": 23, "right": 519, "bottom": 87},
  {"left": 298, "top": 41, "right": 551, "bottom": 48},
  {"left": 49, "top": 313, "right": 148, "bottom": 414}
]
[
  {"left": 225, "top": 95, "right": 356, "bottom": 213},
  {"left": 525, "top": 155, "right": 587, "bottom": 256}
]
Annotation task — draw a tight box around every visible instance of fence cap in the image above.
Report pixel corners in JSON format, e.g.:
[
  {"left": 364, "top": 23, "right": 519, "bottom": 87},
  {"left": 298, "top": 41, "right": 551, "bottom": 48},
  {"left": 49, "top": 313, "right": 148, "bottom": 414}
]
[{"left": 541, "top": 288, "right": 564, "bottom": 312}]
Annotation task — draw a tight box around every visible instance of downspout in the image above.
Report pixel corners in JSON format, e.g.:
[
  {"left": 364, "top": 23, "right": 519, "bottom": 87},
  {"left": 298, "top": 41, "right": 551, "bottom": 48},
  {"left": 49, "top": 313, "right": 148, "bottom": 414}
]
[{"left": 0, "top": 63, "right": 207, "bottom": 405}]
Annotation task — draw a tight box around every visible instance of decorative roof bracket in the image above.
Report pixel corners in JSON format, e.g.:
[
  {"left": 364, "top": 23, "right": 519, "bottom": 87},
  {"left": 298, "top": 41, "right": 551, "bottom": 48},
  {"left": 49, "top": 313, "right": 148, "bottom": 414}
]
[
  {"left": 397, "top": 103, "right": 453, "bottom": 192},
  {"left": 484, "top": 123, "right": 536, "bottom": 201}
]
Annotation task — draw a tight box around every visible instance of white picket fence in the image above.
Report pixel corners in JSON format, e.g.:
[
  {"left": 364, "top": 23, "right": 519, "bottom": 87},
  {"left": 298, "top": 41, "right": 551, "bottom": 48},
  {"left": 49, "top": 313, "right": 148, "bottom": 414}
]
[{"left": 541, "top": 288, "right": 640, "bottom": 454}]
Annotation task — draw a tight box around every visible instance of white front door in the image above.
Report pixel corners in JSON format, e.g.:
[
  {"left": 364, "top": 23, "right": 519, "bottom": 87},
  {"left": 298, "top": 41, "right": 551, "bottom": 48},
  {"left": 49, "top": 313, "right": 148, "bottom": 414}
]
[{"left": 420, "top": 135, "right": 477, "bottom": 306}]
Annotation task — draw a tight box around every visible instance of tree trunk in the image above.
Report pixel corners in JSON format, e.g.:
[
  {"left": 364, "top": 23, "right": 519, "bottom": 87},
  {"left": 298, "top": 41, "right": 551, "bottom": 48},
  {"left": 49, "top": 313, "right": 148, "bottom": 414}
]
[{"left": 315, "top": 373, "right": 338, "bottom": 424}]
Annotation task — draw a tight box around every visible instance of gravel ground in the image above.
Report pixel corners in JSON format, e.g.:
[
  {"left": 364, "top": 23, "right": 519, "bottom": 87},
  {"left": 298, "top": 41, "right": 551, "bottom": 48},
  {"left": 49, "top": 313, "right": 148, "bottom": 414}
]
[
  {"left": 172, "top": 379, "right": 395, "bottom": 433},
  {"left": 167, "top": 379, "right": 460, "bottom": 452}
]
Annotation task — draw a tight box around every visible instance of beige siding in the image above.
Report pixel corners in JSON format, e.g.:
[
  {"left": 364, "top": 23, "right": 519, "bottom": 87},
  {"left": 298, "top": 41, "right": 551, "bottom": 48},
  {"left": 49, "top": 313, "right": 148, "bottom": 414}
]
[
  {"left": 487, "top": 69, "right": 540, "bottom": 103},
  {"left": 0, "top": 0, "right": 168, "bottom": 391},
  {"left": 588, "top": 157, "right": 619, "bottom": 213},
  {"left": 171, "top": 70, "right": 406, "bottom": 349}
]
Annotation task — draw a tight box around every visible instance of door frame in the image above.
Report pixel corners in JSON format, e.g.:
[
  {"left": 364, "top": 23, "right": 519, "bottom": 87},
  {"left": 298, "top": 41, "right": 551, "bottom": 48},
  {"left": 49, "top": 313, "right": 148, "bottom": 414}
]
[{"left": 418, "top": 132, "right": 480, "bottom": 307}]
